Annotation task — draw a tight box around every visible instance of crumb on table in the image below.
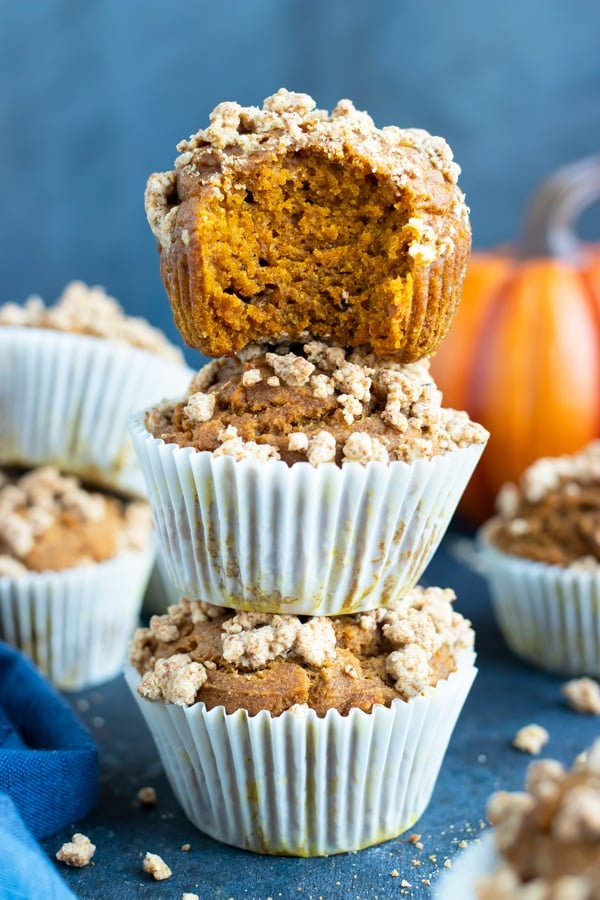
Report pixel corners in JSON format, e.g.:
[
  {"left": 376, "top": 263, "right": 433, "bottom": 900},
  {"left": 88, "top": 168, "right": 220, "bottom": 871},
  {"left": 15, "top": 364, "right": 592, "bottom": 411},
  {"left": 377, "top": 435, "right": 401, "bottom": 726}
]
[
  {"left": 143, "top": 851, "right": 172, "bottom": 881},
  {"left": 56, "top": 833, "right": 96, "bottom": 867},
  {"left": 512, "top": 723, "right": 549, "bottom": 755},
  {"left": 561, "top": 676, "right": 600, "bottom": 715},
  {"left": 137, "top": 785, "right": 157, "bottom": 806}
]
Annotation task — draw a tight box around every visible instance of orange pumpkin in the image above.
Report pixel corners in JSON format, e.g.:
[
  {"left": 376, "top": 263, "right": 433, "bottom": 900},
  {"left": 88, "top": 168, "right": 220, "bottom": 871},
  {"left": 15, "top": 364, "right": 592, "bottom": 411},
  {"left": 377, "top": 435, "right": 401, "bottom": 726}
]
[{"left": 430, "top": 156, "right": 600, "bottom": 524}]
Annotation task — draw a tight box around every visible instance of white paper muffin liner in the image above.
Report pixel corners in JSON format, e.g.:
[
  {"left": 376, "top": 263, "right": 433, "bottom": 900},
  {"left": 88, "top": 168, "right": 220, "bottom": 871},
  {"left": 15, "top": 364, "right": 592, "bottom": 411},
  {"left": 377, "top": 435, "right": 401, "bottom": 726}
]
[
  {"left": 433, "top": 831, "right": 497, "bottom": 900},
  {"left": 479, "top": 523, "right": 600, "bottom": 676},
  {"left": 144, "top": 548, "right": 182, "bottom": 616},
  {"left": 0, "top": 544, "right": 155, "bottom": 691},
  {"left": 0, "top": 328, "right": 192, "bottom": 498},
  {"left": 125, "top": 651, "right": 476, "bottom": 856},
  {"left": 130, "top": 412, "right": 486, "bottom": 614}
]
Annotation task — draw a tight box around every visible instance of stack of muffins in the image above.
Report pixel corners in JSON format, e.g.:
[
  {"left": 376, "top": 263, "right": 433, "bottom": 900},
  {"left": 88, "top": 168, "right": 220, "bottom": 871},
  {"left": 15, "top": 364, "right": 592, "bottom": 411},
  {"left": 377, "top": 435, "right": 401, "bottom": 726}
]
[
  {"left": 127, "top": 89, "right": 489, "bottom": 856},
  {"left": 0, "top": 281, "right": 192, "bottom": 689}
]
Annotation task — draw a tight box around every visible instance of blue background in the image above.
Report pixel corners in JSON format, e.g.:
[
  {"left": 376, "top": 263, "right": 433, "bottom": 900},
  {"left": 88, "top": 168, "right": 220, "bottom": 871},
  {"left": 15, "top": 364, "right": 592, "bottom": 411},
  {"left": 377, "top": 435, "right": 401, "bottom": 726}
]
[{"left": 2, "top": 1, "right": 599, "bottom": 360}]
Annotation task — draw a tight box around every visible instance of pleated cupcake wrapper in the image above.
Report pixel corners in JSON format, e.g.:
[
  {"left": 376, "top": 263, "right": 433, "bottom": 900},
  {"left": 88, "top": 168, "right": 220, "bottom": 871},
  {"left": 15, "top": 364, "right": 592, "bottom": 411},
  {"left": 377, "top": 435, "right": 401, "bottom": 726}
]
[
  {"left": 0, "top": 328, "right": 192, "bottom": 498},
  {"left": 144, "top": 548, "right": 182, "bottom": 617},
  {"left": 125, "top": 651, "right": 477, "bottom": 857},
  {"left": 0, "top": 545, "right": 155, "bottom": 691},
  {"left": 479, "top": 526, "right": 600, "bottom": 676},
  {"left": 130, "top": 412, "right": 486, "bottom": 614},
  {"left": 433, "top": 831, "right": 498, "bottom": 900}
]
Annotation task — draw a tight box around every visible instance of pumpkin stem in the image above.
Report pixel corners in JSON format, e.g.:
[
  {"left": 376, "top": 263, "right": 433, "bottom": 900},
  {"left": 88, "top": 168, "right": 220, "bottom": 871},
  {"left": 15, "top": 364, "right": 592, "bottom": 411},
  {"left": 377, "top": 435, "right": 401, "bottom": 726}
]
[{"left": 520, "top": 155, "right": 600, "bottom": 263}]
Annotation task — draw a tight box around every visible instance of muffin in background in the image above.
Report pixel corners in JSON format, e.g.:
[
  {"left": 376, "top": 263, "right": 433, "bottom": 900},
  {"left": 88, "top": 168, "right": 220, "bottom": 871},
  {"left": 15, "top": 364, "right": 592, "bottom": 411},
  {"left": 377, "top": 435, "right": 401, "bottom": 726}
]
[
  {"left": 0, "top": 281, "right": 193, "bottom": 498},
  {"left": 479, "top": 441, "right": 600, "bottom": 676},
  {"left": 126, "top": 586, "right": 477, "bottom": 856},
  {"left": 131, "top": 345, "right": 488, "bottom": 615},
  {"left": 435, "top": 741, "right": 600, "bottom": 900},
  {"left": 0, "top": 465, "right": 155, "bottom": 690}
]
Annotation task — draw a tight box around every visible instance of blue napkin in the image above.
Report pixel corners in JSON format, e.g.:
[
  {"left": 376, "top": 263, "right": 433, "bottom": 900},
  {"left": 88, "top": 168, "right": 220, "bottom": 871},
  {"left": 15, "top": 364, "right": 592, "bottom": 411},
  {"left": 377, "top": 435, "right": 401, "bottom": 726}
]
[
  {"left": 0, "top": 793, "right": 77, "bottom": 900},
  {"left": 0, "top": 641, "right": 98, "bottom": 838}
]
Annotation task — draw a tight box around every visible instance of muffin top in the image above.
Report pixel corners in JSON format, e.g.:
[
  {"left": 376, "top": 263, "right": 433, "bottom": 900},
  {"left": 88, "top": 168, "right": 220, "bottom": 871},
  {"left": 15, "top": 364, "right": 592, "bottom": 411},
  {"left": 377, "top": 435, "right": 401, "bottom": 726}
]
[
  {"left": 145, "top": 88, "right": 471, "bottom": 360},
  {"left": 487, "top": 441, "right": 600, "bottom": 567},
  {"left": 0, "top": 466, "right": 153, "bottom": 577},
  {"left": 0, "top": 281, "right": 185, "bottom": 363},
  {"left": 146, "top": 342, "right": 487, "bottom": 466},
  {"left": 477, "top": 742, "right": 600, "bottom": 899},
  {"left": 129, "top": 586, "right": 474, "bottom": 716}
]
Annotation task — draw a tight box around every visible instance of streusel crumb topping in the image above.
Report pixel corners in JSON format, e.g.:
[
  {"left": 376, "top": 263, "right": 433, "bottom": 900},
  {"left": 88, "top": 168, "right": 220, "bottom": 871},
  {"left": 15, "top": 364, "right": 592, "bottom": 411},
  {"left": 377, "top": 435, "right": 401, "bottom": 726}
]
[
  {"left": 477, "top": 741, "right": 600, "bottom": 899},
  {"left": 0, "top": 466, "right": 152, "bottom": 576},
  {"left": 489, "top": 442, "right": 600, "bottom": 567},
  {"left": 130, "top": 586, "right": 474, "bottom": 714},
  {"left": 0, "top": 280, "right": 184, "bottom": 363},
  {"left": 146, "top": 343, "right": 487, "bottom": 466}
]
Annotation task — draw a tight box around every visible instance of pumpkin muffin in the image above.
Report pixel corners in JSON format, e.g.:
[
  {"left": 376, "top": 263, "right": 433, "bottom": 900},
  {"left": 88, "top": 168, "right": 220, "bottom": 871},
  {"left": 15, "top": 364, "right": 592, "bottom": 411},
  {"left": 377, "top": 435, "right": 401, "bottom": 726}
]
[
  {"left": 479, "top": 441, "right": 600, "bottom": 676},
  {"left": 0, "top": 281, "right": 192, "bottom": 497},
  {"left": 0, "top": 466, "right": 155, "bottom": 690},
  {"left": 131, "top": 349, "right": 488, "bottom": 615},
  {"left": 435, "top": 742, "right": 600, "bottom": 899},
  {"left": 126, "top": 587, "right": 477, "bottom": 855},
  {"left": 0, "top": 280, "right": 185, "bottom": 363},
  {"left": 145, "top": 88, "right": 471, "bottom": 361}
]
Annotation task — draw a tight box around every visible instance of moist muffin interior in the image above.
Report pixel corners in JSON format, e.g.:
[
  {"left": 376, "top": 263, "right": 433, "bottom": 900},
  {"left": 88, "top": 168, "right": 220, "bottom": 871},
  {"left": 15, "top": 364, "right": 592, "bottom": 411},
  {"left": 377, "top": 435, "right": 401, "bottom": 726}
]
[
  {"left": 130, "top": 586, "right": 474, "bottom": 716},
  {"left": 176, "top": 150, "right": 427, "bottom": 354}
]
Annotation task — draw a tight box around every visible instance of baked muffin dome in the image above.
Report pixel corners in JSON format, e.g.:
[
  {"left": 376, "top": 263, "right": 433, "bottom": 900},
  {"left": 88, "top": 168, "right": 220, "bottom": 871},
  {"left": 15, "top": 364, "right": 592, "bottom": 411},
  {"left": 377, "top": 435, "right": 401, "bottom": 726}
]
[
  {"left": 130, "top": 586, "right": 474, "bottom": 716},
  {"left": 145, "top": 89, "right": 471, "bottom": 361}
]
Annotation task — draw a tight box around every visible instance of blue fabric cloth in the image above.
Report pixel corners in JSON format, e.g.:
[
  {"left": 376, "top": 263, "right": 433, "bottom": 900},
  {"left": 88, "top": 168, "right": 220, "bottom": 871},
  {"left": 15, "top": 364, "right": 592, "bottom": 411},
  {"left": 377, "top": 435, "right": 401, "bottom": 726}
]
[
  {"left": 0, "top": 641, "right": 98, "bottom": 837},
  {"left": 0, "top": 793, "right": 77, "bottom": 900}
]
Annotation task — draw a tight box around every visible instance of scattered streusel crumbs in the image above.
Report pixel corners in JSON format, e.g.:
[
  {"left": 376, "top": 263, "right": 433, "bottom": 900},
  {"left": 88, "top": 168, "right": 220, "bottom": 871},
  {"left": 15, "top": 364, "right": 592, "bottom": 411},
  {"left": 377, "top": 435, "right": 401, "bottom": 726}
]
[
  {"left": 143, "top": 851, "right": 172, "bottom": 881},
  {"left": 512, "top": 723, "right": 549, "bottom": 755},
  {"left": 390, "top": 869, "right": 399, "bottom": 877},
  {"left": 561, "top": 676, "right": 600, "bottom": 715},
  {"left": 56, "top": 833, "right": 96, "bottom": 867},
  {"left": 182, "top": 894, "right": 199, "bottom": 900},
  {"left": 181, "top": 843, "right": 191, "bottom": 852},
  {"left": 137, "top": 786, "right": 157, "bottom": 806}
]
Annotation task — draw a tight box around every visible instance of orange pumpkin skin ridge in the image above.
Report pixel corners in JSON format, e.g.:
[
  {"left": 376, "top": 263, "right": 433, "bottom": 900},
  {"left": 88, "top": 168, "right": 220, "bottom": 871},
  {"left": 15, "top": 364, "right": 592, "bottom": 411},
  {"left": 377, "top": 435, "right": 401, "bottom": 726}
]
[{"left": 431, "top": 252, "right": 600, "bottom": 523}]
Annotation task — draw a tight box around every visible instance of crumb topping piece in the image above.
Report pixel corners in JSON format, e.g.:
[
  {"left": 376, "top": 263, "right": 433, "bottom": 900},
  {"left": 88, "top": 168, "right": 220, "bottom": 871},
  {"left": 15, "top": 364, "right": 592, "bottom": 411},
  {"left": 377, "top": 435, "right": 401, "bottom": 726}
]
[
  {"left": 146, "top": 345, "right": 487, "bottom": 467},
  {"left": 0, "top": 466, "right": 152, "bottom": 577},
  {"left": 562, "top": 677, "right": 600, "bottom": 715},
  {"left": 512, "top": 723, "right": 550, "bottom": 756},
  {"left": 56, "top": 833, "right": 96, "bottom": 867},
  {"left": 0, "top": 281, "right": 184, "bottom": 362},
  {"left": 143, "top": 851, "right": 172, "bottom": 881},
  {"left": 490, "top": 441, "right": 600, "bottom": 567},
  {"left": 130, "top": 587, "right": 474, "bottom": 714},
  {"left": 478, "top": 742, "right": 600, "bottom": 898}
]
